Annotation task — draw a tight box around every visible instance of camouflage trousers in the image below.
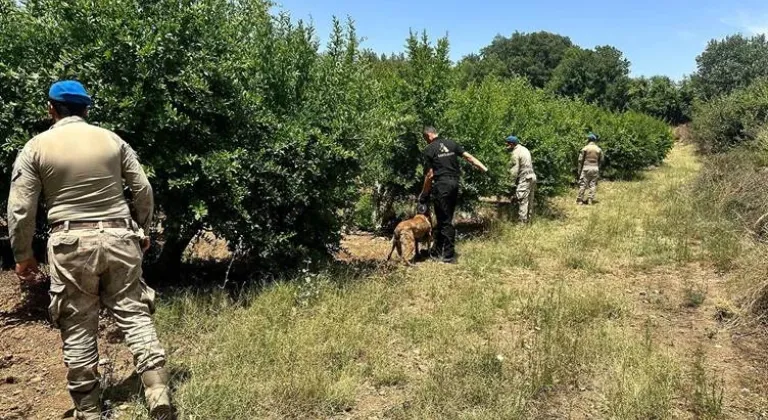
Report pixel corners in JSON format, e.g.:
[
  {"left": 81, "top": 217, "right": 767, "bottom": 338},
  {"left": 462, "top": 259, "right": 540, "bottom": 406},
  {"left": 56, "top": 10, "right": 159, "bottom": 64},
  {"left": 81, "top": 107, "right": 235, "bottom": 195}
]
[
  {"left": 48, "top": 228, "right": 166, "bottom": 418},
  {"left": 516, "top": 176, "right": 537, "bottom": 223},
  {"left": 578, "top": 167, "right": 600, "bottom": 203}
]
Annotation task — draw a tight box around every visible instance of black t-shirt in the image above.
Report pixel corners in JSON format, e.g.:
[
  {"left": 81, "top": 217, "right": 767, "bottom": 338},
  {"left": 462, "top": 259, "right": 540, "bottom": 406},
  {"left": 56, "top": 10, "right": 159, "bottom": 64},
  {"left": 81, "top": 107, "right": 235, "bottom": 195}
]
[{"left": 423, "top": 138, "right": 465, "bottom": 180}]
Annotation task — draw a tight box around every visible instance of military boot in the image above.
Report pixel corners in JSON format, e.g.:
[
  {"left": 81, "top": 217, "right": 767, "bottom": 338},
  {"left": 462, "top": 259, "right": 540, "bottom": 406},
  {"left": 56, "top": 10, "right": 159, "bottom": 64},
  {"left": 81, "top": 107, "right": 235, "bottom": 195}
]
[
  {"left": 142, "top": 368, "right": 172, "bottom": 419},
  {"left": 71, "top": 385, "right": 101, "bottom": 420}
]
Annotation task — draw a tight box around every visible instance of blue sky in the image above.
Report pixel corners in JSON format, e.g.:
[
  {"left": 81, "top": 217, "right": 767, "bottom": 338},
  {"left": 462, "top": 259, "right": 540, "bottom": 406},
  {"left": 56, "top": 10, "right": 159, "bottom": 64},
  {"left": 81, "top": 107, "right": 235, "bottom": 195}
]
[{"left": 275, "top": 0, "right": 768, "bottom": 80}]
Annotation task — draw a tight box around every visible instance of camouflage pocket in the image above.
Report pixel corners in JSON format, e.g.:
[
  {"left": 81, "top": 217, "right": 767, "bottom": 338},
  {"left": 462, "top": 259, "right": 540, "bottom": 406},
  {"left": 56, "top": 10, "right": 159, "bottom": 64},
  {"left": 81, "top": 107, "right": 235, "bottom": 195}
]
[
  {"left": 106, "top": 229, "right": 143, "bottom": 255},
  {"left": 50, "top": 234, "right": 79, "bottom": 251},
  {"left": 48, "top": 283, "right": 66, "bottom": 328}
]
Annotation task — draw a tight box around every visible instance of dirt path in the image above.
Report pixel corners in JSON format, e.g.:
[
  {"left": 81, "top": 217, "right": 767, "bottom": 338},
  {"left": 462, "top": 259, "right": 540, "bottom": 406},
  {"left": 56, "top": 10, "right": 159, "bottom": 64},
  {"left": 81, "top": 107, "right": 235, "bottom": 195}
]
[
  {"left": 0, "top": 272, "right": 138, "bottom": 419},
  {"left": 0, "top": 274, "right": 70, "bottom": 420}
]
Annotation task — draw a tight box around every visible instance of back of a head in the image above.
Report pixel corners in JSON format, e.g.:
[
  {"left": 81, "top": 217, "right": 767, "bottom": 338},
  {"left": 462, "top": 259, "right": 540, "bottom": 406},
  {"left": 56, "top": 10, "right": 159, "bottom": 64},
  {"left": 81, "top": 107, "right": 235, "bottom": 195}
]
[
  {"left": 50, "top": 100, "right": 88, "bottom": 119},
  {"left": 48, "top": 80, "right": 91, "bottom": 119}
]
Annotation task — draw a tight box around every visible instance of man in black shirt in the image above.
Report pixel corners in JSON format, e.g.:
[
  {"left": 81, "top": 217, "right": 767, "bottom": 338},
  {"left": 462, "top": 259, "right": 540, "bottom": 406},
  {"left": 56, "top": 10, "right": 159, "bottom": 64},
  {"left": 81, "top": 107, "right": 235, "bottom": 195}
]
[{"left": 419, "top": 126, "right": 488, "bottom": 263}]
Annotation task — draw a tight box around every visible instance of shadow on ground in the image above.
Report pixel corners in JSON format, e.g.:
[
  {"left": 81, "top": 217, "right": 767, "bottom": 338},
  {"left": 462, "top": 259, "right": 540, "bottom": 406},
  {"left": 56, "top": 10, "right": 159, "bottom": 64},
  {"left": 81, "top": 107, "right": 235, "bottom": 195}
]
[{"left": 0, "top": 278, "right": 50, "bottom": 326}]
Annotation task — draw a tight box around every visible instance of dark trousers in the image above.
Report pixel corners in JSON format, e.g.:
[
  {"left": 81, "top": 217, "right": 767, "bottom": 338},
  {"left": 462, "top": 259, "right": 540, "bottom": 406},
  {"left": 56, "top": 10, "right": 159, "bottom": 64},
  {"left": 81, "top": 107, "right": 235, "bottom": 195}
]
[{"left": 432, "top": 179, "right": 459, "bottom": 259}]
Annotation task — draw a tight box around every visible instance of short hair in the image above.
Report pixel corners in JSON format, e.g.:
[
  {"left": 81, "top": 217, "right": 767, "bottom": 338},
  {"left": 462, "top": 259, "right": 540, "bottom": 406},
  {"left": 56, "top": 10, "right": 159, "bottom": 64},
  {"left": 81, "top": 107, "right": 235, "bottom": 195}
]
[
  {"left": 423, "top": 126, "right": 438, "bottom": 136},
  {"left": 50, "top": 100, "right": 88, "bottom": 118}
]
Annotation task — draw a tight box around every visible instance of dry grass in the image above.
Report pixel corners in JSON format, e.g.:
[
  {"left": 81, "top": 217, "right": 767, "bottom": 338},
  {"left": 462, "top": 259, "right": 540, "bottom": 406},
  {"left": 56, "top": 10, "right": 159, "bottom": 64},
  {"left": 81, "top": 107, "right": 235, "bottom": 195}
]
[
  {"left": 675, "top": 124, "right": 693, "bottom": 144},
  {"left": 118, "top": 144, "right": 768, "bottom": 419},
  {"left": 688, "top": 133, "right": 768, "bottom": 325}
]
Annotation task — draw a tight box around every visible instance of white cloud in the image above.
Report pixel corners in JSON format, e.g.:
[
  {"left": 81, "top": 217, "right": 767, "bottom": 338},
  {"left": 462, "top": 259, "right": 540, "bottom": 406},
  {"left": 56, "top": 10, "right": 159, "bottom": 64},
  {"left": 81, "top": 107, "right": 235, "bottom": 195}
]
[{"left": 722, "top": 11, "right": 768, "bottom": 35}]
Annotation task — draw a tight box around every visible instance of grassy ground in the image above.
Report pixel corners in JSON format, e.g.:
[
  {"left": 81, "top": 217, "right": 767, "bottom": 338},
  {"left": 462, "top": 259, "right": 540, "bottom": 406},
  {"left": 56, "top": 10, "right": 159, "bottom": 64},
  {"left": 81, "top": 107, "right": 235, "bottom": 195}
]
[{"left": 121, "top": 144, "right": 768, "bottom": 419}]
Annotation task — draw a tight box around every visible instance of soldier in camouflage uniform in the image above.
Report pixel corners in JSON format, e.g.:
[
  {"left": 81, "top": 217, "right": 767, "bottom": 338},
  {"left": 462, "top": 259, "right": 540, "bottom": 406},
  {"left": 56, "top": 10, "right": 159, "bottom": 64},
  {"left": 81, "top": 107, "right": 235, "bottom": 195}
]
[
  {"left": 577, "top": 133, "right": 604, "bottom": 205},
  {"left": 7, "top": 81, "right": 172, "bottom": 419},
  {"left": 506, "top": 136, "right": 537, "bottom": 224}
]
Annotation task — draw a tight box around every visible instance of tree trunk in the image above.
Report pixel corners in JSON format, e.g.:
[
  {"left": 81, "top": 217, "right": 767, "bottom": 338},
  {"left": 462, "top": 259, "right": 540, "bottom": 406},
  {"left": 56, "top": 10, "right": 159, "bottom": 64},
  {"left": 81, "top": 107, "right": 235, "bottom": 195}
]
[{"left": 143, "top": 229, "right": 197, "bottom": 285}]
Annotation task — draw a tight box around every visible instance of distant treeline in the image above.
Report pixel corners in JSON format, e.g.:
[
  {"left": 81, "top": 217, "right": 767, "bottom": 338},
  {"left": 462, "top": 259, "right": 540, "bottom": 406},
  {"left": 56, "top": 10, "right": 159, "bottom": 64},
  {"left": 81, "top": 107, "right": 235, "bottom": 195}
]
[{"left": 449, "top": 32, "right": 768, "bottom": 126}]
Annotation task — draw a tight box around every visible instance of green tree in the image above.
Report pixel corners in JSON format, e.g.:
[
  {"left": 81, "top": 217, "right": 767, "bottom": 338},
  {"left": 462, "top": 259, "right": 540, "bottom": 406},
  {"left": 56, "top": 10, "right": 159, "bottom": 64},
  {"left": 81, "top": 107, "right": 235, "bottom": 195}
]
[
  {"left": 455, "top": 53, "right": 504, "bottom": 88},
  {"left": 691, "top": 78, "right": 768, "bottom": 153},
  {"left": 0, "top": 0, "right": 377, "bottom": 278},
  {"left": 628, "top": 76, "right": 690, "bottom": 124},
  {"left": 694, "top": 34, "right": 768, "bottom": 100},
  {"left": 678, "top": 77, "right": 697, "bottom": 123},
  {"left": 458, "top": 31, "right": 574, "bottom": 88},
  {"left": 400, "top": 31, "right": 453, "bottom": 126},
  {"left": 547, "top": 46, "right": 631, "bottom": 111}
]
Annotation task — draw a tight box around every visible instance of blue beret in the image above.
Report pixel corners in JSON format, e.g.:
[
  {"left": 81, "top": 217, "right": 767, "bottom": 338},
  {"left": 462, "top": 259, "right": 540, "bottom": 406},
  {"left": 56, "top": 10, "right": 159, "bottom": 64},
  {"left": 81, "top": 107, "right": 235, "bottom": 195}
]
[
  {"left": 49, "top": 81, "right": 92, "bottom": 106},
  {"left": 505, "top": 135, "right": 520, "bottom": 144}
]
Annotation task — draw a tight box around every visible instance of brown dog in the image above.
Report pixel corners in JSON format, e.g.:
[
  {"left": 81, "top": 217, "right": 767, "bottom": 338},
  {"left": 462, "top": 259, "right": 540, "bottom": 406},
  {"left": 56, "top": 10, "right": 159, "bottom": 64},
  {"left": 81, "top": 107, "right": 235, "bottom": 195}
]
[{"left": 387, "top": 212, "right": 432, "bottom": 266}]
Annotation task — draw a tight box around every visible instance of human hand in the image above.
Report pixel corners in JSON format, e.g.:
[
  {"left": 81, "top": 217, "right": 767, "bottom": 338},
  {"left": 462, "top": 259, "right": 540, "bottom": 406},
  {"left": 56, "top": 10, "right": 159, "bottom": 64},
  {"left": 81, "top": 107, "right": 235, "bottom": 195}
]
[
  {"left": 140, "top": 237, "right": 151, "bottom": 253},
  {"left": 15, "top": 258, "right": 42, "bottom": 284}
]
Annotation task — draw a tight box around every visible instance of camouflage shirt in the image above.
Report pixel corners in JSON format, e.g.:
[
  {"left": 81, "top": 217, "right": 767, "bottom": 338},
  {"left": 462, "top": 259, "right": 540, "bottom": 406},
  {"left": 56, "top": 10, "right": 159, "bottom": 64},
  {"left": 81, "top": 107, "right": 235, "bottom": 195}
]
[
  {"left": 7, "top": 116, "right": 153, "bottom": 262},
  {"left": 510, "top": 145, "right": 536, "bottom": 183},
  {"left": 579, "top": 142, "right": 604, "bottom": 170}
]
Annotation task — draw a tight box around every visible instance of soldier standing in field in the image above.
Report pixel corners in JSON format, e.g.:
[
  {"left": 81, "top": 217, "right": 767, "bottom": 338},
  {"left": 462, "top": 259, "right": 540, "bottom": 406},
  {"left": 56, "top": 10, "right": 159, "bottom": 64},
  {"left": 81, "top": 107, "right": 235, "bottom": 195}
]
[
  {"left": 577, "top": 132, "right": 604, "bottom": 205},
  {"left": 506, "top": 135, "right": 537, "bottom": 224},
  {"left": 419, "top": 126, "right": 488, "bottom": 264},
  {"left": 7, "top": 81, "right": 172, "bottom": 419}
]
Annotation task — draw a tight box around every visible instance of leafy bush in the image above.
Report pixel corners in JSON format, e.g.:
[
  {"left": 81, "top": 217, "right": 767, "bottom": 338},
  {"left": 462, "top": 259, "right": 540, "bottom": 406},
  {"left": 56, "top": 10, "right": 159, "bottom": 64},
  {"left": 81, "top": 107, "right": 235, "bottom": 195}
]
[
  {"left": 0, "top": 0, "right": 378, "bottom": 276},
  {"left": 441, "top": 78, "right": 672, "bottom": 200},
  {"left": 352, "top": 193, "right": 376, "bottom": 232},
  {"left": 469, "top": 79, "right": 671, "bottom": 190},
  {"left": 691, "top": 79, "right": 768, "bottom": 153},
  {"left": 628, "top": 76, "right": 691, "bottom": 125}
]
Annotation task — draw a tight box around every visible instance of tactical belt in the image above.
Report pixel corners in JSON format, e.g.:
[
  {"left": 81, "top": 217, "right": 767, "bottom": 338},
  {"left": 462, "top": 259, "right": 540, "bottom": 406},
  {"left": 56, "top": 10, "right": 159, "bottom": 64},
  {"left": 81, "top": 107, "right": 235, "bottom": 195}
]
[{"left": 50, "top": 219, "right": 137, "bottom": 233}]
